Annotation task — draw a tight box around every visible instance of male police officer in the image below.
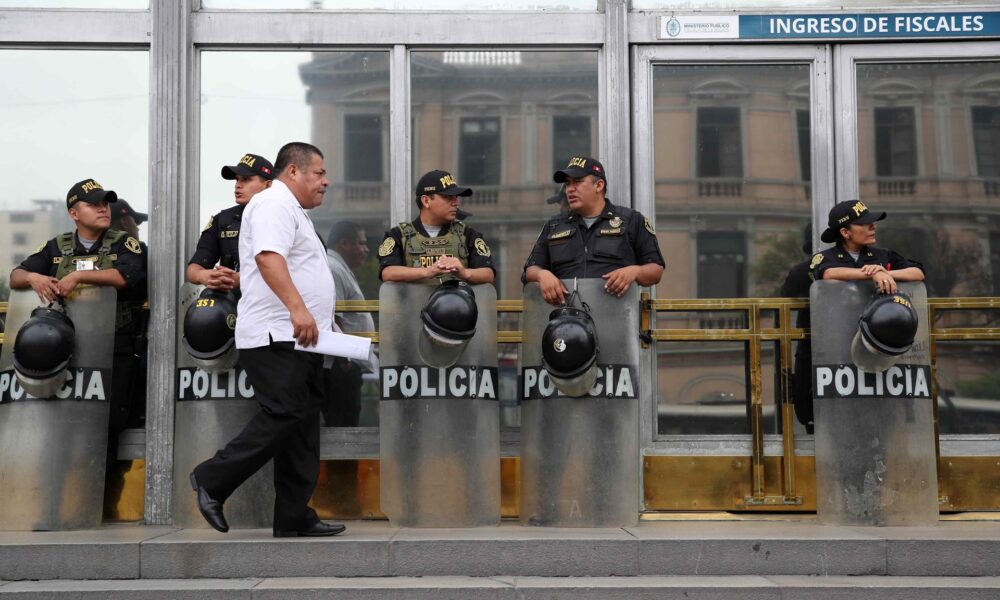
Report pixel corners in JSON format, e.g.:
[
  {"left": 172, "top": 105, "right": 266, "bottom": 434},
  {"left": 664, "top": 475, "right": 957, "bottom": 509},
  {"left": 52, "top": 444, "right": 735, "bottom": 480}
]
[
  {"left": 378, "top": 169, "right": 495, "bottom": 284},
  {"left": 9, "top": 178, "right": 146, "bottom": 432},
  {"left": 523, "top": 156, "right": 665, "bottom": 305},
  {"left": 811, "top": 200, "right": 925, "bottom": 293},
  {"left": 186, "top": 153, "right": 274, "bottom": 292}
]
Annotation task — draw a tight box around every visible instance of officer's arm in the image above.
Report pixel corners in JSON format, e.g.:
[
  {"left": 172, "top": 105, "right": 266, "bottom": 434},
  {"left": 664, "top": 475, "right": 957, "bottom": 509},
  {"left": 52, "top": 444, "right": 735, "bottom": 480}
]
[
  {"left": 381, "top": 265, "right": 438, "bottom": 282},
  {"left": 457, "top": 266, "right": 494, "bottom": 284},
  {"left": 634, "top": 263, "right": 665, "bottom": 286},
  {"left": 821, "top": 267, "right": 872, "bottom": 281},
  {"left": 525, "top": 265, "right": 569, "bottom": 306},
  {"left": 888, "top": 267, "right": 925, "bottom": 282},
  {"left": 55, "top": 269, "right": 128, "bottom": 298}
]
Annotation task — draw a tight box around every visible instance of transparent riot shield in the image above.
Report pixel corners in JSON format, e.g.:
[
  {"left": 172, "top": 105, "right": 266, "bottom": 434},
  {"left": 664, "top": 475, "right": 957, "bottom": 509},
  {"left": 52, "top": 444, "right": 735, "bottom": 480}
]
[
  {"left": 811, "top": 281, "right": 937, "bottom": 526},
  {"left": 0, "top": 286, "right": 115, "bottom": 530},
  {"left": 172, "top": 282, "right": 273, "bottom": 529},
  {"left": 379, "top": 282, "right": 500, "bottom": 527},
  {"left": 519, "top": 280, "right": 640, "bottom": 527}
]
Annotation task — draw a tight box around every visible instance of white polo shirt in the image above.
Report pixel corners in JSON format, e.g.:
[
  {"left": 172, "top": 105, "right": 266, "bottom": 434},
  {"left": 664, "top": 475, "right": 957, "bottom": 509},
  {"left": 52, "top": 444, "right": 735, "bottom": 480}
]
[{"left": 235, "top": 179, "right": 336, "bottom": 349}]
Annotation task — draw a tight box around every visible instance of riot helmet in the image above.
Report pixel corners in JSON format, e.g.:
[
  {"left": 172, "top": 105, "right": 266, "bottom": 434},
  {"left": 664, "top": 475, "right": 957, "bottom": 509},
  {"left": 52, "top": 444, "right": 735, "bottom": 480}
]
[
  {"left": 12, "top": 302, "right": 76, "bottom": 398},
  {"left": 182, "top": 289, "right": 239, "bottom": 372},
  {"left": 850, "top": 291, "right": 919, "bottom": 373},
  {"left": 541, "top": 292, "right": 599, "bottom": 397},
  {"left": 418, "top": 280, "right": 478, "bottom": 368}
]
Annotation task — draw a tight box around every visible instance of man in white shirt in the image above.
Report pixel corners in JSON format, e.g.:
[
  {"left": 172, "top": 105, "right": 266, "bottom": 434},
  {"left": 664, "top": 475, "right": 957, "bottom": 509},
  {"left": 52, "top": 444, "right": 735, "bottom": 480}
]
[
  {"left": 190, "top": 142, "right": 345, "bottom": 537},
  {"left": 323, "top": 221, "right": 374, "bottom": 427}
]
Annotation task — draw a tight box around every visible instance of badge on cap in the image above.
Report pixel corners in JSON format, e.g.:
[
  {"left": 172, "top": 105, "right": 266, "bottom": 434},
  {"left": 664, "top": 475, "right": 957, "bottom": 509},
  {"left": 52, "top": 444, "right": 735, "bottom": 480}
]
[
  {"left": 378, "top": 237, "right": 395, "bottom": 257},
  {"left": 475, "top": 238, "right": 491, "bottom": 257}
]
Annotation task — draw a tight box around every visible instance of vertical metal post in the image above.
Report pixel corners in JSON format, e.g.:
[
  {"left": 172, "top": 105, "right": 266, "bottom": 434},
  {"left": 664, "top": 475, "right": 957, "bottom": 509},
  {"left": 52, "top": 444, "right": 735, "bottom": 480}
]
[
  {"left": 146, "top": 0, "right": 194, "bottom": 525},
  {"left": 748, "top": 305, "right": 766, "bottom": 500},
  {"left": 390, "top": 44, "right": 411, "bottom": 226},
  {"left": 603, "top": 0, "right": 630, "bottom": 207},
  {"left": 779, "top": 302, "right": 798, "bottom": 501}
]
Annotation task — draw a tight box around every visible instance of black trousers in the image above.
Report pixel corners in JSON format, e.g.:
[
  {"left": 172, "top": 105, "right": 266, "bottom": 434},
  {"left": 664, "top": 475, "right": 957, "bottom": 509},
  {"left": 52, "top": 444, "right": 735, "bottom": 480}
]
[
  {"left": 193, "top": 341, "right": 325, "bottom": 531},
  {"left": 321, "top": 358, "right": 362, "bottom": 427}
]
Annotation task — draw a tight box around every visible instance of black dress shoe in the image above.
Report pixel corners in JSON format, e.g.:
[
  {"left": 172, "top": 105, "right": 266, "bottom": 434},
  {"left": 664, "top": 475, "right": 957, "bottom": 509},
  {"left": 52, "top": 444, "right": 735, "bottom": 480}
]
[
  {"left": 273, "top": 521, "right": 346, "bottom": 538},
  {"left": 189, "top": 472, "right": 229, "bottom": 533}
]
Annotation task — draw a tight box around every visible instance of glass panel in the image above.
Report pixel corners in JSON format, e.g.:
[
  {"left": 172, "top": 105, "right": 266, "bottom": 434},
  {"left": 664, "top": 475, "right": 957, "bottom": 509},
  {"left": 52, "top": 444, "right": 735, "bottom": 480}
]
[
  {"left": 651, "top": 63, "right": 812, "bottom": 436},
  {"left": 656, "top": 341, "right": 747, "bottom": 436},
  {"left": 652, "top": 64, "right": 812, "bottom": 301},
  {"left": 936, "top": 341, "right": 1000, "bottom": 435},
  {"left": 200, "top": 51, "right": 389, "bottom": 428},
  {"left": 202, "top": 0, "right": 597, "bottom": 9},
  {"left": 0, "top": 49, "right": 149, "bottom": 300},
  {"left": 856, "top": 61, "right": 1000, "bottom": 298},
  {"left": 0, "top": 0, "right": 146, "bottom": 6},
  {"left": 410, "top": 50, "right": 600, "bottom": 301}
]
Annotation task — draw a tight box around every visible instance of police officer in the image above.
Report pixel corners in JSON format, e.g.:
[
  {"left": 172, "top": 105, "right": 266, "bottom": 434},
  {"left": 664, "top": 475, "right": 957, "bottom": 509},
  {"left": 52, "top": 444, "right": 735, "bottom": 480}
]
[
  {"left": 523, "top": 156, "right": 665, "bottom": 305},
  {"left": 779, "top": 224, "right": 815, "bottom": 433},
  {"left": 378, "top": 169, "right": 495, "bottom": 284},
  {"left": 9, "top": 178, "right": 146, "bottom": 432},
  {"left": 811, "top": 200, "right": 925, "bottom": 293},
  {"left": 186, "top": 153, "right": 274, "bottom": 292}
]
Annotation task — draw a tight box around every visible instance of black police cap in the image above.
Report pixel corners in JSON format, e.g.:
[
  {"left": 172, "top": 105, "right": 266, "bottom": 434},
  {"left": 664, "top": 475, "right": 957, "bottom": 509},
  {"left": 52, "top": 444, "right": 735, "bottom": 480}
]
[
  {"left": 221, "top": 153, "right": 275, "bottom": 181},
  {"left": 416, "top": 169, "right": 472, "bottom": 197},
  {"left": 553, "top": 156, "right": 606, "bottom": 184},
  {"left": 66, "top": 179, "right": 117, "bottom": 210},
  {"left": 821, "top": 200, "right": 886, "bottom": 243}
]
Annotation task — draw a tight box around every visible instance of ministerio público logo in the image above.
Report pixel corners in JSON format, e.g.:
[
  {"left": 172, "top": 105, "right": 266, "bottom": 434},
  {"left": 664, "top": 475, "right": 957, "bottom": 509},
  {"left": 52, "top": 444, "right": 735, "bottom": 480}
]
[{"left": 666, "top": 17, "right": 682, "bottom": 37}]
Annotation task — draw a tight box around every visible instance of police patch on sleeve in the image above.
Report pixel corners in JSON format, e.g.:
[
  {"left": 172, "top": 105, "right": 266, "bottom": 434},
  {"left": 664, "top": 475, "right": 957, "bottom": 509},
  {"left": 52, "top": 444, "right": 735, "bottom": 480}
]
[
  {"left": 202, "top": 216, "right": 214, "bottom": 232},
  {"left": 810, "top": 253, "right": 824, "bottom": 269},
  {"left": 644, "top": 217, "right": 655, "bottom": 235},
  {"left": 378, "top": 237, "right": 395, "bottom": 257},
  {"left": 125, "top": 237, "right": 142, "bottom": 254},
  {"left": 35, "top": 242, "right": 47, "bottom": 253},
  {"left": 474, "top": 238, "right": 491, "bottom": 257}
]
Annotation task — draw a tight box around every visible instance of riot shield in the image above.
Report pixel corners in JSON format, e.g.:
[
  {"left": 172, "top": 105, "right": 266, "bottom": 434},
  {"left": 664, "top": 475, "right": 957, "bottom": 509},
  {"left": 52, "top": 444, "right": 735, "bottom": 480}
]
[
  {"left": 172, "top": 282, "right": 273, "bottom": 529},
  {"left": 0, "top": 286, "right": 115, "bottom": 530},
  {"left": 810, "top": 281, "right": 937, "bottom": 526},
  {"left": 519, "top": 280, "right": 640, "bottom": 527},
  {"left": 379, "top": 282, "right": 500, "bottom": 527}
]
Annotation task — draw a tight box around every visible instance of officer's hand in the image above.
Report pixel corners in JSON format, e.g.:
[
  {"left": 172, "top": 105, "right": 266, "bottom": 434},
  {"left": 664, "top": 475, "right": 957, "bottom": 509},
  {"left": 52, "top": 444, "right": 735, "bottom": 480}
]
[
  {"left": 436, "top": 256, "right": 467, "bottom": 279},
  {"left": 423, "top": 261, "right": 454, "bottom": 280},
  {"left": 538, "top": 270, "right": 569, "bottom": 306},
  {"left": 872, "top": 271, "right": 897, "bottom": 295},
  {"left": 602, "top": 266, "right": 638, "bottom": 297},
  {"left": 860, "top": 264, "right": 886, "bottom": 277},
  {"left": 291, "top": 306, "right": 319, "bottom": 347},
  {"left": 55, "top": 272, "right": 81, "bottom": 297},
  {"left": 202, "top": 267, "right": 237, "bottom": 291},
  {"left": 28, "top": 273, "right": 60, "bottom": 303}
]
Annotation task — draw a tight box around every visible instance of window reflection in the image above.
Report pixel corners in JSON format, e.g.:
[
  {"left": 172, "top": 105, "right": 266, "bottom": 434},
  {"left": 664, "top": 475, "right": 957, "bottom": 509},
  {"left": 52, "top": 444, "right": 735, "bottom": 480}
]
[
  {"left": 0, "top": 50, "right": 148, "bottom": 302},
  {"left": 857, "top": 61, "right": 1000, "bottom": 432},
  {"left": 410, "top": 50, "right": 600, "bottom": 300},
  {"left": 201, "top": 51, "right": 389, "bottom": 428},
  {"left": 202, "top": 0, "right": 597, "bottom": 9},
  {"left": 651, "top": 64, "right": 811, "bottom": 437}
]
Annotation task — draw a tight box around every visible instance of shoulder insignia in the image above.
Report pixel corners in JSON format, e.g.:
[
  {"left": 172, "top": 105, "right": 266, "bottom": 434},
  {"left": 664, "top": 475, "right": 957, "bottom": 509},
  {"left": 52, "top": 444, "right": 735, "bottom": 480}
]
[
  {"left": 202, "top": 216, "right": 214, "bottom": 232},
  {"left": 378, "top": 237, "right": 395, "bottom": 257},
  {"left": 548, "top": 229, "right": 573, "bottom": 240},
  {"left": 35, "top": 242, "right": 47, "bottom": 253},
  {"left": 474, "top": 238, "right": 491, "bottom": 257},
  {"left": 644, "top": 217, "right": 655, "bottom": 235},
  {"left": 810, "top": 253, "right": 824, "bottom": 269},
  {"left": 609, "top": 216, "right": 622, "bottom": 228},
  {"left": 125, "top": 237, "right": 142, "bottom": 254}
]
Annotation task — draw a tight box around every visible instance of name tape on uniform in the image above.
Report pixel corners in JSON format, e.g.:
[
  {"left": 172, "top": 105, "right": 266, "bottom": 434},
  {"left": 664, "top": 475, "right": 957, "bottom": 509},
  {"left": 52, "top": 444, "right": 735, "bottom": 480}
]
[
  {"left": 521, "top": 364, "right": 638, "bottom": 400},
  {"left": 381, "top": 365, "right": 498, "bottom": 400},
  {"left": 813, "top": 364, "right": 931, "bottom": 399},
  {"left": 176, "top": 367, "right": 255, "bottom": 401},
  {"left": 0, "top": 368, "right": 110, "bottom": 403}
]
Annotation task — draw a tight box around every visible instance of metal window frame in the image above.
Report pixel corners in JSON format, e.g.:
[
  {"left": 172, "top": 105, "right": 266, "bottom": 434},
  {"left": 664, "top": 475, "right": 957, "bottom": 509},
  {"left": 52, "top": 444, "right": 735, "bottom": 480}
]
[{"left": 631, "top": 43, "right": 835, "bottom": 457}]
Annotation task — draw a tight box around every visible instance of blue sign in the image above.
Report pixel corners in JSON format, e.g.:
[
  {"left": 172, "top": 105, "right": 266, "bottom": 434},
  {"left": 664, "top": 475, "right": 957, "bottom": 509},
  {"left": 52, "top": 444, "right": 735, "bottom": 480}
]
[{"left": 741, "top": 12, "right": 1000, "bottom": 40}]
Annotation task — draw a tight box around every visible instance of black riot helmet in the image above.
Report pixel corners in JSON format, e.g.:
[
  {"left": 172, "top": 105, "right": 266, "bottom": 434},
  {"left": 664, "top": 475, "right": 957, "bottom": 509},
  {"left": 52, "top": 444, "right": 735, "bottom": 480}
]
[
  {"left": 12, "top": 303, "right": 76, "bottom": 398},
  {"left": 418, "top": 280, "right": 479, "bottom": 368},
  {"left": 182, "top": 289, "right": 239, "bottom": 372},
  {"left": 541, "top": 292, "right": 599, "bottom": 397},
  {"left": 850, "top": 291, "right": 919, "bottom": 373}
]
